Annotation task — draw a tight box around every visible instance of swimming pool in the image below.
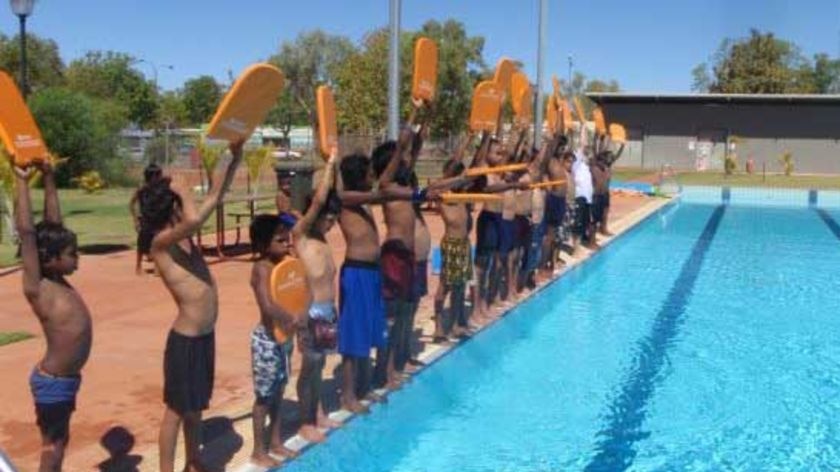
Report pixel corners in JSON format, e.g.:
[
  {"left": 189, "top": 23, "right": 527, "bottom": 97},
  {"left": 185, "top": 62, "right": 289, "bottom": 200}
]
[{"left": 283, "top": 200, "right": 840, "bottom": 471}]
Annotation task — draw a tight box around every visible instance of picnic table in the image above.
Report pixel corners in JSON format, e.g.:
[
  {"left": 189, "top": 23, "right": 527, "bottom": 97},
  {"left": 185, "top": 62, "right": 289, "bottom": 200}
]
[{"left": 197, "top": 193, "right": 275, "bottom": 258}]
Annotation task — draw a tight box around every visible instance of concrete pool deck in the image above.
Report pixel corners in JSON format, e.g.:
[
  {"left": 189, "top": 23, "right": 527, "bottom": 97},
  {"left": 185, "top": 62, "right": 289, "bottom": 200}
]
[{"left": 0, "top": 191, "right": 666, "bottom": 471}]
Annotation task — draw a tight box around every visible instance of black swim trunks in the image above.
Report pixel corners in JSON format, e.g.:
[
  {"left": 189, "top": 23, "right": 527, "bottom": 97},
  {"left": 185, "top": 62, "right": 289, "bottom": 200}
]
[
  {"left": 475, "top": 210, "right": 501, "bottom": 259},
  {"left": 592, "top": 193, "right": 610, "bottom": 225},
  {"left": 29, "top": 367, "right": 82, "bottom": 442},
  {"left": 164, "top": 330, "right": 215, "bottom": 414},
  {"left": 575, "top": 197, "right": 592, "bottom": 240}
]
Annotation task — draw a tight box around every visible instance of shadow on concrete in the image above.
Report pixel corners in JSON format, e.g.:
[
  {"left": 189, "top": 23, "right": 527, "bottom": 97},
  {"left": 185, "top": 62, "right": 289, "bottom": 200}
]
[
  {"left": 97, "top": 426, "right": 143, "bottom": 472},
  {"left": 79, "top": 244, "right": 131, "bottom": 255}
]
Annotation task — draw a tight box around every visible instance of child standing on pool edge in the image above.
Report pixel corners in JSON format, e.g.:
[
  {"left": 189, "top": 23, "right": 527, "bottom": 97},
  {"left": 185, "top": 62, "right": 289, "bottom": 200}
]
[
  {"left": 247, "top": 214, "right": 300, "bottom": 468},
  {"left": 292, "top": 148, "right": 342, "bottom": 443},
  {"left": 143, "top": 141, "right": 243, "bottom": 472},
  {"left": 14, "top": 160, "right": 92, "bottom": 472}
]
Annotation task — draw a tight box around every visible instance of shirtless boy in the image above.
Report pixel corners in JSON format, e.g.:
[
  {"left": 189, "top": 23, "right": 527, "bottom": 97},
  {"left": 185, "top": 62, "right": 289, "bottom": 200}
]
[
  {"left": 292, "top": 150, "right": 341, "bottom": 443},
  {"left": 247, "top": 214, "right": 299, "bottom": 467},
  {"left": 434, "top": 159, "right": 474, "bottom": 341},
  {"left": 16, "top": 161, "right": 91, "bottom": 472},
  {"left": 144, "top": 141, "right": 243, "bottom": 472},
  {"left": 372, "top": 128, "right": 423, "bottom": 390}
]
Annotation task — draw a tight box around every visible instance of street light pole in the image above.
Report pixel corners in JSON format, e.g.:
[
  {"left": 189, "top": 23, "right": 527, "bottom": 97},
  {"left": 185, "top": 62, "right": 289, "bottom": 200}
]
[
  {"left": 567, "top": 54, "right": 573, "bottom": 96},
  {"left": 534, "top": 0, "right": 547, "bottom": 147},
  {"left": 18, "top": 14, "right": 27, "bottom": 97},
  {"left": 9, "top": 0, "right": 36, "bottom": 98},
  {"left": 387, "top": 0, "right": 401, "bottom": 140}
]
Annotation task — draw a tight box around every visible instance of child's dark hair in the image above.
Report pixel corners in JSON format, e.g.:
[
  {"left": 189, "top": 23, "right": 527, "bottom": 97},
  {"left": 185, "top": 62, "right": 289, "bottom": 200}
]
[
  {"left": 139, "top": 177, "right": 183, "bottom": 233},
  {"left": 372, "top": 140, "right": 412, "bottom": 186},
  {"left": 371, "top": 140, "right": 397, "bottom": 179},
  {"left": 340, "top": 153, "right": 372, "bottom": 191},
  {"left": 144, "top": 163, "right": 163, "bottom": 184},
  {"left": 250, "top": 214, "right": 291, "bottom": 256},
  {"left": 35, "top": 221, "right": 77, "bottom": 269}
]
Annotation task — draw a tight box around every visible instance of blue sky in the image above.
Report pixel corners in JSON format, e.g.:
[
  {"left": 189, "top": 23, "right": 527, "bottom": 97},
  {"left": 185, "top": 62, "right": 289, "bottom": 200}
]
[{"left": 1, "top": 0, "right": 838, "bottom": 92}]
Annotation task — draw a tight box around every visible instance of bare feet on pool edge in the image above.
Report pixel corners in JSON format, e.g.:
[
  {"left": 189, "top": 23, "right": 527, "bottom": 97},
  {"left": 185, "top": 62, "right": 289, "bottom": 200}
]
[
  {"left": 269, "top": 444, "right": 299, "bottom": 460},
  {"left": 299, "top": 424, "right": 326, "bottom": 443},
  {"left": 341, "top": 395, "right": 370, "bottom": 414},
  {"left": 366, "top": 391, "right": 387, "bottom": 403},
  {"left": 386, "top": 377, "right": 403, "bottom": 390},
  {"left": 318, "top": 416, "right": 342, "bottom": 429},
  {"left": 250, "top": 452, "right": 281, "bottom": 469}
]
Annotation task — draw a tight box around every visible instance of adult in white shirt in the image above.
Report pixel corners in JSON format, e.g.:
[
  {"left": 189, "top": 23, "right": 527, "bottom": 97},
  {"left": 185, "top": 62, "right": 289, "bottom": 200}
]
[{"left": 571, "top": 149, "right": 596, "bottom": 250}]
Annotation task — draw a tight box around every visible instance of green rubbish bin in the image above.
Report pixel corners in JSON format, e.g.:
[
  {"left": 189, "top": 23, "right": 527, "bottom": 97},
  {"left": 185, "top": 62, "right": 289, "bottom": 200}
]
[{"left": 275, "top": 160, "right": 316, "bottom": 213}]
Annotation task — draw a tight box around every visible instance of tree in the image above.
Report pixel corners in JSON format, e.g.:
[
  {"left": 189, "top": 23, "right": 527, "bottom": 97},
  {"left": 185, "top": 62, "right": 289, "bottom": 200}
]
[
  {"left": 268, "top": 30, "right": 356, "bottom": 131},
  {"left": 703, "top": 29, "right": 816, "bottom": 93},
  {"left": 333, "top": 29, "right": 393, "bottom": 133},
  {"left": 181, "top": 75, "right": 222, "bottom": 126},
  {"left": 0, "top": 33, "right": 65, "bottom": 93},
  {"left": 334, "top": 19, "right": 487, "bottom": 139},
  {"left": 66, "top": 51, "right": 159, "bottom": 128},
  {"left": 28, "top": 87, "right": 128, "bottom": 186},
  {"left": 555, "top": 72, "right": 621, "bottom": 116},
  {"left": 157, "top": 91, "right": 189, "bottom": 128},
  {"left": 812, "top": 53, "right": 840, "bottom": 94},
  {"left": 691, "top": 63, "right": 712, "bottom": 92}
]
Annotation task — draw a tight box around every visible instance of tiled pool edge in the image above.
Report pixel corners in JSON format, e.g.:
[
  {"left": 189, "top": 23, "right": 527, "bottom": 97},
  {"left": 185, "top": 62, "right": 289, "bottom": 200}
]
[{"left": 232, "top": 196, "right": 674, "bottom": 472}]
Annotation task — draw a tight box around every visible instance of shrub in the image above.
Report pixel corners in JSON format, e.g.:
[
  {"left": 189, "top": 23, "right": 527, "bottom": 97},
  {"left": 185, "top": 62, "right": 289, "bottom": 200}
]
[
  {"left": 75, "top": 170, "right": 106, "bottom": 193},
  {"left": 779, "top": 151, "right": 794, "bottom": 176}
]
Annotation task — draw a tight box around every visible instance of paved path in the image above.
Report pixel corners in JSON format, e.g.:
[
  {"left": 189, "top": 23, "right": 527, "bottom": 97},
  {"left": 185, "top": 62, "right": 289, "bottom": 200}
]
[{"left": 0, "top": 192, "right": 657, "bottom": 471}]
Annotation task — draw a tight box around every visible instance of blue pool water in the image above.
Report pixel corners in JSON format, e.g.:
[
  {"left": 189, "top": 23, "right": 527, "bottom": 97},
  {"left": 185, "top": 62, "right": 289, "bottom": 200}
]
[{"left": 283, "top": 202, "right": 840, "bottom": 471}]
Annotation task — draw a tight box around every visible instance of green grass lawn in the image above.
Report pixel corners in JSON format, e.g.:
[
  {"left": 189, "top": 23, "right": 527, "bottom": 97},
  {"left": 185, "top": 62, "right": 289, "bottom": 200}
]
[
  {"left": 0, "top": 188, "right": 276, "bottom": 268},
  {"left": 0, "top": 331, "right": 34, "bottom": 347},
  {"left": 613, "top": 167, "right": 840, "bottom": 190},
  {"left": 673, "top": 172, "right": 840, "bottom": 189}
]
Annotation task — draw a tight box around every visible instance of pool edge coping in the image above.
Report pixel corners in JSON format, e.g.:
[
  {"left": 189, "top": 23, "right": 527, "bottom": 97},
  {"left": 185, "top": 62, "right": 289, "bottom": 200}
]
[{"left": 233, "top": 196, "right": 675, "bottom": 472}]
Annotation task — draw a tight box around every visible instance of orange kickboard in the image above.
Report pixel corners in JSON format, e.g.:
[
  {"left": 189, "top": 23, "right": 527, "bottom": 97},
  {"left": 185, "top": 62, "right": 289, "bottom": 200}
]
[
  {"left": 513, "top": 78, "right": 533, "bottom": 125},
  {"left": 0, "top": 71, "right": 48, "bottom": 166},
  {"left": 593, "top": 106, "right": 607, "bottom": 135},
  {"left": 269, "top": 258, "right": 312, "bottom": 343},
  {"left": 546, "top": 96, "right": 559, "bottom": 132},
  {"left": 412, "top": 37, "right": 438, "bottom": 101},
  {"left": 207, "top": 63, "right": 285, "bottom": 142},
  {"left": 316, "top": 85, "right": 338, "bottom": 160},
  {"left": 469, "top": 81, "right": 502, "bottom": 133},
  {"left": 609, "top": 123, "right": 627, "bottom": 143},
  {"left": 441, "top": 192, "right": 503, "bottom": 203},
  {"left": 493, "top": 58, "right": 517, "bottom": 99},
  {"left": 465, "top": 163, "right": 527, "bottom": 177},
  {"left": 573, "top": 96, "right": 587, "bottom": 123}
]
